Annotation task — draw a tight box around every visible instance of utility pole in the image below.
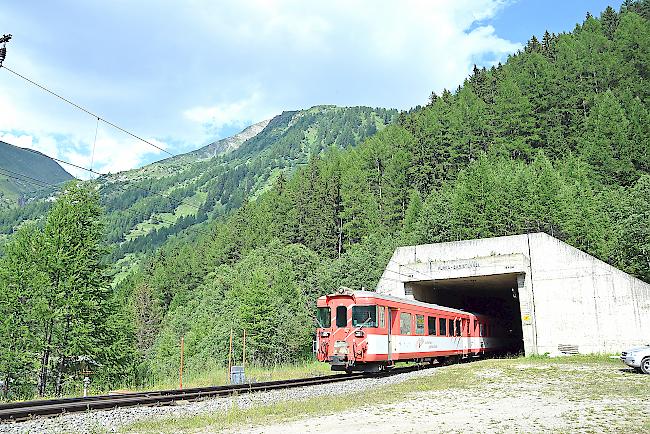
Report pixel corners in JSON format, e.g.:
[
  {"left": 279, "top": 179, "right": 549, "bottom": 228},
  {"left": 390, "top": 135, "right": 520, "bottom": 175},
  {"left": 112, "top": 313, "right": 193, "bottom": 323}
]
[
  {"left": 242, "top": 329, "right": 246, "bottom": 369},
  {"left": 0, "top": 34, "right": 11, "bottom": 67},
  {"left": 179, "top": 336, "right": 184, "bottom": 390},
  {"left": 228, "top": 328, "right": 233, "bottom": 384}
]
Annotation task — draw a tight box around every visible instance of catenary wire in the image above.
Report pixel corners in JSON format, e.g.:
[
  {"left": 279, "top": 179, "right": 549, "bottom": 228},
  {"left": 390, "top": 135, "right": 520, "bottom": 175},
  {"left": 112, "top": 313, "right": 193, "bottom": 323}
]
[
  {"left": 0, "top": 60, "right": 207, "bottom": 188},
  {"left": 1, "top": 61, "right": 252, "bottom": 215},
  {"left": 0, "top": 64, "right": 173, "bottom": 157},
  {"left": 0, "top": 167, "right": 56, "bottom": 188}
]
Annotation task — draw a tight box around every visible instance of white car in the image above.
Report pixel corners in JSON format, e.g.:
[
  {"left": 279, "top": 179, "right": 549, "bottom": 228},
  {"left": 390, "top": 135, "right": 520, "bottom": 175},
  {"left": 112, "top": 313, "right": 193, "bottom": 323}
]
[{"left": 620, "top": 345, "right": 650, "bottom": 374}]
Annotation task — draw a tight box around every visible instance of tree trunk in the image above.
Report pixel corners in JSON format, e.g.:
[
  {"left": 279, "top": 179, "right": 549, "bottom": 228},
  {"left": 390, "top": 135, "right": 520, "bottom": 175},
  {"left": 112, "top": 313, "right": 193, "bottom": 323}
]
[
  {"left": 337, "top": 216, "right": 343, "bottom": 259},
  {"left": 38, "top": 319, "right": 53, "bottom": 397},
  {"left": 54, "top": 315, "right": 71, "bottom": 396},
  {"left": 54, "top": 355, "right": 66, "bottom": 396},
  {"left": 377, "top": 160, "right": 383, "bottom": 214},
  {"left": 2, "top": 374, "right": 9, "bottom": 399}
]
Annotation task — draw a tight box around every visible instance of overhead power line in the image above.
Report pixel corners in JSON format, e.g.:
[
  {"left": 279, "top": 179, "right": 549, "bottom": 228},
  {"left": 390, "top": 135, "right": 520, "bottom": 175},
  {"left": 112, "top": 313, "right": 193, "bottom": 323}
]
[
  {"left": 0, "top": 64, "right": 173, "bottom": 157},
  {"left": 0, "top": 166, "right": 56, "bottom": 188},
  {"left": 19, "top": 147, "right": 104, "bottom": 177},
  {"left": 0, "top": 37, "right": 204, "bottom": 209}
]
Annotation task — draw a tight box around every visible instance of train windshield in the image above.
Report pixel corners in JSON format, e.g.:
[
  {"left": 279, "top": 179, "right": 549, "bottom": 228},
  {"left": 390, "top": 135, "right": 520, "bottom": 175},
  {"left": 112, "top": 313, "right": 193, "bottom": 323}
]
[
  {"left": 352, "top": 305, "right": 377, "bottom": 328},
  {"left": 317, "top": 307, "right": 331, "bottom": 328}
]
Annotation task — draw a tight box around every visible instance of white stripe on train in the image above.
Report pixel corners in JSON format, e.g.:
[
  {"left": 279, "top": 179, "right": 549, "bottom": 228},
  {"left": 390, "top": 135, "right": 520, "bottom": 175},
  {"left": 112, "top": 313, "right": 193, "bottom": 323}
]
[{"left": 366, "top": 335, "right": 502, "bottom": 355}]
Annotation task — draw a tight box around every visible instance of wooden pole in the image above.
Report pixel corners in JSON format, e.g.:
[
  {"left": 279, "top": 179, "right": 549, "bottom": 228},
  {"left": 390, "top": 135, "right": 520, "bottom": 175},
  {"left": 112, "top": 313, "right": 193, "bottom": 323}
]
[
  {"left": 179, "top": 336, "right": 184, "bottom": 390},
  {"left": 242, "top": 329, "right": 246, "bottom": 369},
  {"left": 228, "top": 328, "right": 233, "bottom": 383}
]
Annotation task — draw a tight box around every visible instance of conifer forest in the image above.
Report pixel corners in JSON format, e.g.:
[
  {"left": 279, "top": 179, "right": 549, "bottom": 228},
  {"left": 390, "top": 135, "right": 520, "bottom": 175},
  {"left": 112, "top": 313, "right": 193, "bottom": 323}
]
[{"left": 0, "top": 2, "right": 649, "bottom": 399}]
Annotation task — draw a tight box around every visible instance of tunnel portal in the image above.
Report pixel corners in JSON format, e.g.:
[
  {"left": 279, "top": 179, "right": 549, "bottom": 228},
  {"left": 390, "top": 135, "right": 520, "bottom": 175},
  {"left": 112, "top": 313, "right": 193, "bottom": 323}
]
[
  {"left": 408, "top": 273, "right": 525, "bottom": 354},
  {"left": 376, "top": 233, "right": 650, "bottom": 355}
]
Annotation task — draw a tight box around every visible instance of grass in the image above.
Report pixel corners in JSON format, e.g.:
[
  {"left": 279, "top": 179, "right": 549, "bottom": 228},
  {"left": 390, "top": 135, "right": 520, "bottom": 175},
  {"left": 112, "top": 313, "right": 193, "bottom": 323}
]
[
  {"left": 124, "top": 363, "right": 473, "bottom": 433},
  {"left": 124, "top": 191, "right": 207, "bottom": 241},
  {"left": 137, "top": 360, "right": 332, "bottom": 393},
  {"left": 123, "top": 355, "right": 650, "bottom": 433}
]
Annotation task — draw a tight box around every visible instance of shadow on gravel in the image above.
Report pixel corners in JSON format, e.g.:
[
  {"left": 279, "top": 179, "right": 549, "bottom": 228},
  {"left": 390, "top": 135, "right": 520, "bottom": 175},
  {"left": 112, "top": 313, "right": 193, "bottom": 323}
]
[{"left": 618, "top": 368, "right": 646, "bottom": 375}]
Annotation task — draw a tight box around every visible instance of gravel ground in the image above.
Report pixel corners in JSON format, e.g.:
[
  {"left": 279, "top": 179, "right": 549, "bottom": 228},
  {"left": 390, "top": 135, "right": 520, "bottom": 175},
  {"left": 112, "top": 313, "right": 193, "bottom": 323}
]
[
  {"left": 0, "top": 367, "right": 440, "bottom": 434},
  {"left": 226, "top": 362, "right": 650, "bottom": 434}
]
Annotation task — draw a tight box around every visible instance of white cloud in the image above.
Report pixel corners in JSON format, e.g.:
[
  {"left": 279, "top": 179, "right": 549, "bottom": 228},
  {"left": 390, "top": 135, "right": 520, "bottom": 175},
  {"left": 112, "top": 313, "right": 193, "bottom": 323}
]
[
  {"left": 183, "top": 90, "right": 274, "bottom": 137},
  {"left": 0, "top": 0, "right": 521, "bottom": 174}
]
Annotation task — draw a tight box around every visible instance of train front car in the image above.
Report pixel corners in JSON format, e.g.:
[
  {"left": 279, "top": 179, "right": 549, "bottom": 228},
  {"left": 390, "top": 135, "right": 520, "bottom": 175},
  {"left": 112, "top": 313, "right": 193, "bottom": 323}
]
[
  {"left": 315, "top": 289, "right": 386, "bottom": 373},
  {"left": 316, "top": 289, "right": 515, "bottom": 372}
]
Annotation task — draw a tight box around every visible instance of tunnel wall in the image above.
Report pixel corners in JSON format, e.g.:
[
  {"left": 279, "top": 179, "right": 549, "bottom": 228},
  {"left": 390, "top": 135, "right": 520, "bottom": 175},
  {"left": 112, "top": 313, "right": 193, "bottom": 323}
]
[{"left": 377, "top": 233, "right": 650, "bottom": 355}]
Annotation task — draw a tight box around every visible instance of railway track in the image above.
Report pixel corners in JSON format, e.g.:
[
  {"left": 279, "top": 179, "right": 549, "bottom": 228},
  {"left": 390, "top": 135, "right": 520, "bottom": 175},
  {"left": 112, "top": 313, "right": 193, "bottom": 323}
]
[{"left": 0, "top": 365, "right": 432, "bottom": 422}]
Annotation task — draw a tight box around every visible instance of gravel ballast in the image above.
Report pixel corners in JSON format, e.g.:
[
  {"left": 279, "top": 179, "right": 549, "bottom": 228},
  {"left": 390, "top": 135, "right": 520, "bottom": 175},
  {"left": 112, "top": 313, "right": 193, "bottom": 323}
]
[{"left": 0, "top": 366, "right": 440, "bottom": 434}]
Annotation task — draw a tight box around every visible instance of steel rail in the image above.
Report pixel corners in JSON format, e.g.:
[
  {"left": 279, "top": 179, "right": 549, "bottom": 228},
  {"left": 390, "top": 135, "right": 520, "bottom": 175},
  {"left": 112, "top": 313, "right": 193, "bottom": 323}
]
[
  {"left": 0, "top": 371, "right": 372, "bottom": 421},
  {"left": 0, "top": 364, "right": 435, "bottom": 422}
]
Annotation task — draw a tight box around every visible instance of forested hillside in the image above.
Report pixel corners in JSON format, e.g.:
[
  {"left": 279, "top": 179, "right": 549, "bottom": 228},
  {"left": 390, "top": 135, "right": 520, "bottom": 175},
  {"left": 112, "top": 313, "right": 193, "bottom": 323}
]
[
  {"left": 0, "top": 141, "right": 73, "bottom": 209},
  {"left": 0, "top": 106, "right": 397, "bottom": 265},
  {"left": 1, "top": 1, "right": 648, "bottom": 398},
  {"left": 119, "top": 3, "right": 650, "bottom": 381}
]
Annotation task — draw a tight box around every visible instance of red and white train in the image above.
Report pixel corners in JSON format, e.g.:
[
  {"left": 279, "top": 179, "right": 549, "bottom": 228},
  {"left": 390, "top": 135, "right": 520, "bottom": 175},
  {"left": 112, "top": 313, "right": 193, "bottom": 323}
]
[{"left": 316, "top": 288, "right": 516, "bottom": 372}]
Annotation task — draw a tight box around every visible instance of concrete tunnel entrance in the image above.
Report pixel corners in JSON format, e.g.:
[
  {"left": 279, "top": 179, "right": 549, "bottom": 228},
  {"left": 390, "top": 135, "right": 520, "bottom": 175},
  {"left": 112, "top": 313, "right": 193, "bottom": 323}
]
[
  {"left": 379, "top": 234, "right": 650, "bottom": 355},
  {"left": 408, "top": 273, "right": 525, "bottom": 354}
]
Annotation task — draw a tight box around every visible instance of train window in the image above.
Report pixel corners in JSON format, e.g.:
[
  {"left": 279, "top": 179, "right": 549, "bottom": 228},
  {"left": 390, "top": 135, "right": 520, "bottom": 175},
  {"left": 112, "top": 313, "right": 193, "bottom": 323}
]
[
  {"left": 455, "top": 319, "right": 461, "bottom": 337},
  {"left": 352, "top": 305, "right": 377, "bottom": 328},
  {"left": 428, "top": 316, "right": 436, "bottom": 335},
  {"left": 400, "top": 313, "right": 412, "bottom": 334},
  {"left": 479, "top": 323, "right": 485, "bottom": 337},
  {"left": 336, "top": 306, "right": 347, "bottom": 328},
  {"left": 378, "top": 306, "right": 385, "bottom": 328},
  {"left": 317, "top": 307, "right": 331, "bottom": 328},
  {"left": 448, "top": 319, "right": 455, "bottom": 336},
  {"left": 415, "top": 315, "right": 425, "bottom": 335},
  {"left": 439, "top": 317, "right": 447, "bottom": 336}
]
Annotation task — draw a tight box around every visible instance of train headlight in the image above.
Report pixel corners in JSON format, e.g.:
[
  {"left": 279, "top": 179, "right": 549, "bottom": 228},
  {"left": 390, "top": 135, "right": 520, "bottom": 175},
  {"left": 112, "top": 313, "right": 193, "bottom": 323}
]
[
  {"left": 354, "top": 330, "right": 364, "bottom": 338},
  {"left": 320, "top": 331, "right": 330, "bottom": 337}
]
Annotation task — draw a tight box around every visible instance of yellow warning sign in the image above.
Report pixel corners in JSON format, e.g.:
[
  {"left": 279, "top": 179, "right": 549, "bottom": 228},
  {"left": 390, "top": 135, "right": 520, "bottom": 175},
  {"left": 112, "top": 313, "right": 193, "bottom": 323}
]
[{"left": 522, "top": 314, "right": 531, "bottom": 324}]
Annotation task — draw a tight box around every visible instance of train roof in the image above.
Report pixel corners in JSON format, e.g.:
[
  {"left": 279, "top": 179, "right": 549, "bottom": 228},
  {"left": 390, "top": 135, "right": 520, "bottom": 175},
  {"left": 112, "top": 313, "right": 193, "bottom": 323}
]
[{"left": 324, "top": 290, "right": 473, "bottom": 316}]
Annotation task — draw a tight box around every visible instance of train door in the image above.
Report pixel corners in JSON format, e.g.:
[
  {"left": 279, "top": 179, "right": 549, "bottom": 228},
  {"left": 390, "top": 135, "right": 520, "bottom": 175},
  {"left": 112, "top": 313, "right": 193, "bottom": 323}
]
[
  {"left": 462, "top": 318, "right": 470, "bottom": 356},
  {"left": 388, "top": 308, "right": 398, "bottom": 362}
]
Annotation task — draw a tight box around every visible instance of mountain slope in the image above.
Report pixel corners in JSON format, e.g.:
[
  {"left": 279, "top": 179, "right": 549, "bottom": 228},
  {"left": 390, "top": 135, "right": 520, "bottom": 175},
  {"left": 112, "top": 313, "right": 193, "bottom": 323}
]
[
  {"left": 0, "top": 141, "right": 74, "bottom": 208},
  {"left": 0, "top": 105, "right": 398, "bottom": 263},
  {"left": 102, "top": 105, "right": 397, "bottom": 261}
]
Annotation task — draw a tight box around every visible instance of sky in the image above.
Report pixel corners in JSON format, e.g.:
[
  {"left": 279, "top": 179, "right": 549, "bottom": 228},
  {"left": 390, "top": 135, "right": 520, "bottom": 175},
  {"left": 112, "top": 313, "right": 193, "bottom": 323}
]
[{"left": 0, "top": 0, "right": 615, "bottom": 179}]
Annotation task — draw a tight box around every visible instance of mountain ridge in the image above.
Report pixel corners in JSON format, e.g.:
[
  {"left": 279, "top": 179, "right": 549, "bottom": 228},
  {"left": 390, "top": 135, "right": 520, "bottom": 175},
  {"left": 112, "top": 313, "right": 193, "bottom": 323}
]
[
  {"left": 188, "top": 118, "right": 271, "bottom": 160},
  {"left": 0, "top": 141, "right": 74, "bottom": 209}
]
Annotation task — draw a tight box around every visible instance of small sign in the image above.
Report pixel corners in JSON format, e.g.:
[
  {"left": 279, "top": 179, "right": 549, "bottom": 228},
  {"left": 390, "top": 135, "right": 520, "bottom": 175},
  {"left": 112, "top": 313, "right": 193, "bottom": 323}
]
[{"left": 522, "top": 314, "right": 532, "bottom": 324}]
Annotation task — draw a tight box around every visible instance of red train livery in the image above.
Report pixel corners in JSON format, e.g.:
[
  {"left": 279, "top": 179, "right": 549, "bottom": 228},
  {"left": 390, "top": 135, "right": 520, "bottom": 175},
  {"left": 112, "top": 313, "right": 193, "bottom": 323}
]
[{"left": 316, "top": 289, "right": 514, "bottom": 372}]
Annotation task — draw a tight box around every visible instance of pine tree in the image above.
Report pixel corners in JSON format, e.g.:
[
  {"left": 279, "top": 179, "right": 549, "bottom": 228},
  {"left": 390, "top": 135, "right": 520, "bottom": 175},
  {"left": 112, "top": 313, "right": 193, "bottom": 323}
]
[
  {"left": 0, "top": 225, "right": 47, "bottom": 399},
  {"left": 525, "top": 35, "right": 542, "bottom": 53},
  {"left": 613, "top": 175, "right": 650, "bottom": 281},
  {"left": 542, "top": 30, "right": 552, "bottom": 53},
  {"left": 601, "top": 6, "right": 620, "bottom": 39},
  {"left": 402, "top": 190, "right": 423, "bottom": 235},
  {"left": 37, "top": 182, "right": 112, "bottom": 396},
  {"left": 492, "top": 75, "right": 536, "bottom": 159},
  {"left": 580, "top": 90, "right": 634, "bottom": 184}
]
